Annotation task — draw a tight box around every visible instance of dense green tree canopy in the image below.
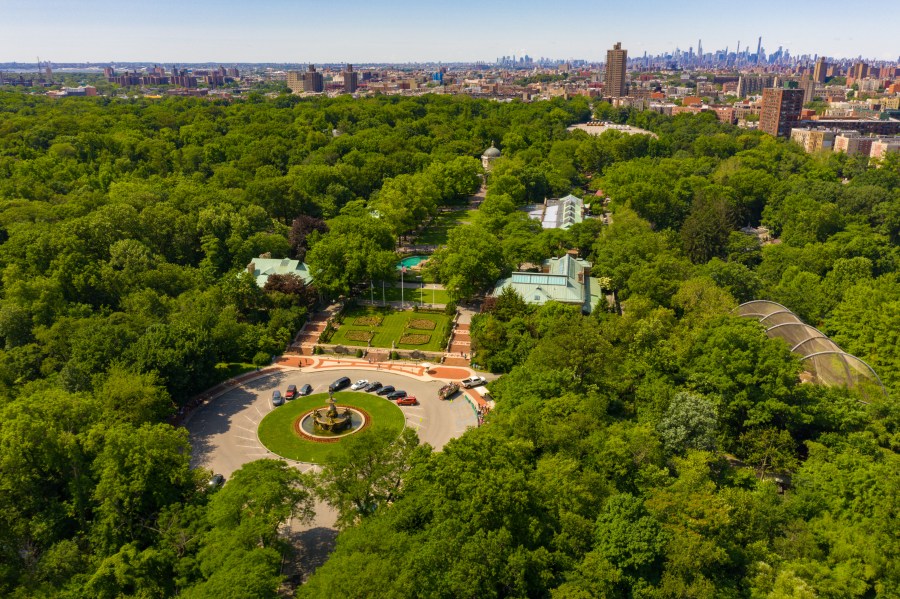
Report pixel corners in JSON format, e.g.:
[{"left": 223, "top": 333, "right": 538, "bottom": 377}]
[{"left": 0, "top": 90, "right": 897, "bottom": 598}]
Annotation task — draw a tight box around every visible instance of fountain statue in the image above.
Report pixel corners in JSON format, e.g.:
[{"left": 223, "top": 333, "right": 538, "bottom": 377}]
[{"left": 312, "top": 391, "right": 354, "bottom": 433}]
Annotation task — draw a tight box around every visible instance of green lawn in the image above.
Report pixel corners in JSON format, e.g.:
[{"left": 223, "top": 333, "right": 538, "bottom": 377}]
[
  {"left": 329, "top": 306, "right": 451, "bottom": 352},
  {"left": 257, "top": 392, "right": 405, "bottom": 463},
  {"left": 379, "top": 286, "right": 452, "bottom": 305},
  {"left": 415, "top": 210, "right": 471, "bottom": 245}
]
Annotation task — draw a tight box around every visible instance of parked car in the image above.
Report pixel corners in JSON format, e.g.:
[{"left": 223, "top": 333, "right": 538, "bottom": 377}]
[
  {"left": 208, "top": 473, "right": 225, "bottom": 489},
  {"left": 329, "top": 377, "right": 351, "bottom": 393},
  {"left": 397, "top": 395, "right": 418, "bottom": 406},
  {"left": 364, "top": 381, "right": 383, "bottom": 392},
  {"left": 300, "top": 383, "right": 313, "bottom": 396},
  {"left": 387, "top": 390, "right": 407, "bottom": 401},
  {"left": 350, "top": 379, "right": 369, "bottom": 390},
  {"left": 285, "top": 384, "right": 298, "bottom": 400},
  {"left": 461, "top": 376, "right": 487, "bottom": 389},
  {"left": 376, "top": 385, "right": 395, "bottom": 396},
  {"left": 271, "top": 390, "right": 284, "bottom": 407}
]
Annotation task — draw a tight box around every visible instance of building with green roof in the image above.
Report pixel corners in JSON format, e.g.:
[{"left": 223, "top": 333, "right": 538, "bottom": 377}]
[
  {"left": 246, "top": 258, "right": 313, "bottom": 288},
  {"left": 491, "top": 254, "right": 603, "bottom": 314}
]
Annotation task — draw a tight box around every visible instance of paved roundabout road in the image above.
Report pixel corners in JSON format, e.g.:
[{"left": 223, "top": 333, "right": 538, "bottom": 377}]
[
  {"left": 187, "top": 366, "right": 479, "bottom": 478},
  {"left": 185, "top": 365, "right": 480, "bottom": 580}
]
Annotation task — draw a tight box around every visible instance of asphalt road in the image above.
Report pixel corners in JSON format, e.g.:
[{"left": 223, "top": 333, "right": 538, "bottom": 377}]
[
  {"left": 185, "top": 366, "right": 480, "bottom": 581},
  {"left": 187, "top": 367, "right": 479, "bottom": 478}
]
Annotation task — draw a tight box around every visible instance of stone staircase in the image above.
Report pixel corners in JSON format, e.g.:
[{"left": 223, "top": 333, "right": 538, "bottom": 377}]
[
  {"left": 289, "top": 307, "right": 338, "bottom": 356},
  {"left": 444, "top": 322, "right": 471, "bottom": 366}
]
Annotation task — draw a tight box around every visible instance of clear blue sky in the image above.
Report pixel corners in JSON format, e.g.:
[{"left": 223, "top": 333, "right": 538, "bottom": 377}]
[{"left": 1, "top": 0, "right": 897, "bottom": 63}]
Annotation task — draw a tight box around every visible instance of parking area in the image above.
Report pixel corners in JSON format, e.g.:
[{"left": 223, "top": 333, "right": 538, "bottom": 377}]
[{"left": 187, "top": 367, "right": 479, "bottom": 479}]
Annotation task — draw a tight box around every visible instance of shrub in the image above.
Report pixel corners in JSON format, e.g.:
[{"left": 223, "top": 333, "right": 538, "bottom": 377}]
[
  {"left": 319, "top": 323, "right": 336, "bottom": 343},
  {"left": 390, "top": 351, "right": 399, "bottom": 360},
  {"left": 252, "top": 351, "right": 270, "bottom": 368},
  {"left": 440, "top": 320, "right": 453, "bottom": 349},
  {"left": 444, "top": 301, "right": 457, "bottom": 316},
  {"left": 355, "top": 348, "right": 364, "bottom": 358}
]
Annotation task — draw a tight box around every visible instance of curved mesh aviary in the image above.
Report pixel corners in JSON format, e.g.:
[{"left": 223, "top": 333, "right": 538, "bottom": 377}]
[{"left": 736, "top": 300, "right": 887, "bottom": 401}]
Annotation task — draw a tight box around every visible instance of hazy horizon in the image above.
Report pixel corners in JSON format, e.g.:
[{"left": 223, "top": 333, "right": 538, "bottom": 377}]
[{"left": 1, "top": 0, "right": 898, "bottom": 63}]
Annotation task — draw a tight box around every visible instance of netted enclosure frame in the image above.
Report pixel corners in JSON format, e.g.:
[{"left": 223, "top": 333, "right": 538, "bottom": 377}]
[{"left": 735, "top": 300, "right": 887, "bottom": 401}]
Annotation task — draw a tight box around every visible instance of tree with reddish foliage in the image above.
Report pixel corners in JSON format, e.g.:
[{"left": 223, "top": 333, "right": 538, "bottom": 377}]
[
  {"left": 263, "top": 273, "right": 318, "bottom": 310},
  {"left": 289, "top": 215, "right": 328, "bottom": 262}
]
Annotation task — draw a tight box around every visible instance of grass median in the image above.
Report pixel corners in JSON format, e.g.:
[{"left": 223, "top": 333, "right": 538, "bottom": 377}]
[{"left": 257, "top": 392, "right": 405, "bottom": 463}]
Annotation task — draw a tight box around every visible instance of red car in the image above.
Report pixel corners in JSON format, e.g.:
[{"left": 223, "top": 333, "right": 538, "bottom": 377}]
[{"left": 396, "top": 395, "right": 418, "bottom": 406}]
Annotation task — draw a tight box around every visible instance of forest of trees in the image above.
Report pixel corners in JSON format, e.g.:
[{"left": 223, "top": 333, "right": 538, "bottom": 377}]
[{"left": 0, "top": 89, "right": 897, "bottom": 597}]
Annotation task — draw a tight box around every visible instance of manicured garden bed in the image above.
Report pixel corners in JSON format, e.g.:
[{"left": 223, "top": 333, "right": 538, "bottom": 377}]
[
  {"left": 257, "top": 392, "right": 405, "bottom": 463},
  {"left": 353, "top": 316, "right": 383, "bottom": 326},
  {"left": 328, "top": 306, "right": 451, "bottom": 352},
  {"left": 344, "top": 330, "right": 374, "bottom": 342}
]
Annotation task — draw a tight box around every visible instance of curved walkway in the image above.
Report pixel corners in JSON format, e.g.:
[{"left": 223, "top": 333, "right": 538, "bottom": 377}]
[
  {"left": 186, "top": 357, "right": 486, "bottom": 479},
  {"left": 183, "top": 356, "right": 491, "bottom": 583},
  {"left": 275, "top": 354, "right": 476, "bottom": 381}
]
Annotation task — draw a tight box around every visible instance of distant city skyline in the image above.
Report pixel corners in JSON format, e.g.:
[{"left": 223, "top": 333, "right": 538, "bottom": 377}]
[{"left": 1, "top": 0, "right": 898, "bottom": 63}]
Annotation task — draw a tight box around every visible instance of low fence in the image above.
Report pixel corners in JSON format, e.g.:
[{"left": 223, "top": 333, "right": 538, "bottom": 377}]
[{"left": 313, "top": 343, "right": 446, "bottom": 362}]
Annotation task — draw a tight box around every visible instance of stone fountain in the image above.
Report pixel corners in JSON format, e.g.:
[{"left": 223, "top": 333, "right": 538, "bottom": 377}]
[{"left": 312, "top": 392, "right": 354, "bottom": 433}]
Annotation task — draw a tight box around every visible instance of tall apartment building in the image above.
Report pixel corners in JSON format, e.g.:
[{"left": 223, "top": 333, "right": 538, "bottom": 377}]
[
  {"left": 833, "top": 132, "right": 872, "bottom": 156},
  {"left": 303, "top": 64, "right": 324, "bottom": 93},
  {"left": 851, "top": 62, "right": 868, "bottom": 80},
  {"left": 760, "top": 88, "right": 805, "bottom": 137},
  {"left": 286, "top": 70, "right": 303, "bottom": 93},
  {"left": 870, "top": 139, "right": 900, "bottom": 160},
  {"left": 799, "top": 76, "right": 816, "bottom": 104},
  {"left": 790, "top": 127, "right": 838, "bottom": 153},
  {"left": 736, "top": 74, "right": 775, "bottom": 98},
  {"left": 287, "top": 64, "right": 325, "bottom": 94},
  {"left": 342, "top": 64, "right": 358, "bottom": 93},
  {"left": 605, "top": 42, "right": 627, "bottom": 98},
  {"left": 813, "top": 57, "right": 828, "bottom": 83}
]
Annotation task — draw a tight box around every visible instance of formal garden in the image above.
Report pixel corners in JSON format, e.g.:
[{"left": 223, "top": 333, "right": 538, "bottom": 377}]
[
  {"left": 257, "top": 392, "right": 406, "bottom": 462},
  {"left": 323, "top": 306, "right": 452, "bottom": 353}
]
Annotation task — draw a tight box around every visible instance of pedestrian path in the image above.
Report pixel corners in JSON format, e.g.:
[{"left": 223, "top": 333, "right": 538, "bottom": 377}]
[{"left": 275, "top": 354, "right": 478, "bottom": 382}]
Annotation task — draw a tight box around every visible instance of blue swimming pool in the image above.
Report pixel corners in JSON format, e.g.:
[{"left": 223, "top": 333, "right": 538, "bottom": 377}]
[{"left": 397, "top": 255, "right": 428, "bottom": 269}]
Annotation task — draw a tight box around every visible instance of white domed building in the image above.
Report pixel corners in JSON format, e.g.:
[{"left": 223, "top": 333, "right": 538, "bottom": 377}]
[{"left": 481, "top": 142, "right": 501, "bottom": 171}]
